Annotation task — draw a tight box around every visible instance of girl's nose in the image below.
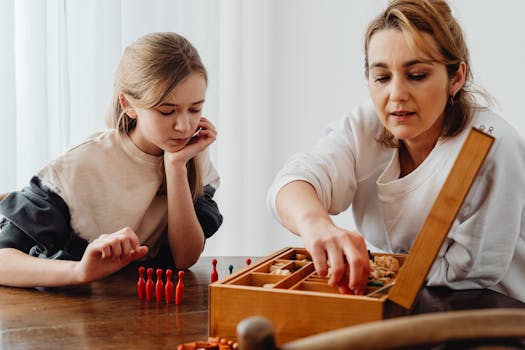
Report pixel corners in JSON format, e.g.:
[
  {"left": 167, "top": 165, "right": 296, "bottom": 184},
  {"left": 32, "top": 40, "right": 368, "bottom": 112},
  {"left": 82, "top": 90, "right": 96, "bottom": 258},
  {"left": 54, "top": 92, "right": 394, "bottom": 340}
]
[{"left": 174, "top": 112, "right": 191, "bottom": 133}]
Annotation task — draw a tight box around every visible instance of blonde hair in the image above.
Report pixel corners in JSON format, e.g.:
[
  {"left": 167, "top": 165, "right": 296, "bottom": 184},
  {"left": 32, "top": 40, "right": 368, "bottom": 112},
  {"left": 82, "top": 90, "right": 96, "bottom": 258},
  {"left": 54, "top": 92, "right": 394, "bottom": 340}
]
[
  {"left": 106, "top": 32, "right": 207, "bottom": 200},
  {"left": 364, "top": 0, "right": 489, "bottom": 147}
]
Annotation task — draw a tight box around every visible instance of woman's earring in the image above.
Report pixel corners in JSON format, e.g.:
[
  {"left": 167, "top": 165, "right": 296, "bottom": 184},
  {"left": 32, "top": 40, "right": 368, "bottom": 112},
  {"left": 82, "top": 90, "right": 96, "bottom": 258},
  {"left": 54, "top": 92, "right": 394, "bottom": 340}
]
[{"left": 448, "top": 94, "right": 455, "bottom": 106}]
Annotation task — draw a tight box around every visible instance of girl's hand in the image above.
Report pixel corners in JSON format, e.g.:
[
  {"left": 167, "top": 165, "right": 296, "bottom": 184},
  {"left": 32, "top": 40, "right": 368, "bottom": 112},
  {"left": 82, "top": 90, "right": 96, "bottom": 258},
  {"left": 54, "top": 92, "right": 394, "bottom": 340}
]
[
  {"left": 74, "top": 227, "right": 148, "bottom": 283},
  {"left": 164, "top": 117, "right": 217, "bottom": 166},
  {"left": 300, "top": 220, "right": 370, "bottom": 295}
]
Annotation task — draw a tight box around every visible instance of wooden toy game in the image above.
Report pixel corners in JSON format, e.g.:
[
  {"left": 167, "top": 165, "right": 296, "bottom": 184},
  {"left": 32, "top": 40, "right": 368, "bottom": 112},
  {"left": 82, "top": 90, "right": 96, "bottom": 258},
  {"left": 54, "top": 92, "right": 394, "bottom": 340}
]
[{"left": 209, "top": 127, "right": 495, "bottom": 343}]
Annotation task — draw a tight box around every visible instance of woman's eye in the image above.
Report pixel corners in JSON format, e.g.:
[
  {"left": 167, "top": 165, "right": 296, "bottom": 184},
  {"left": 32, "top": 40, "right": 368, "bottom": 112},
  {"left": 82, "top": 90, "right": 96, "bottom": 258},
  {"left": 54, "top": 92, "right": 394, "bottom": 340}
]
[
  {"left": 374, "top": 76, "right": 390, "bottom": 83},
  {"left": 408, "top": 73, "right": 427, "bottom": 81},
  {"left": 189, "top": 109, "right": 202, "bottom": 114},
  {"left": 159, "top": 110, "right": 176, "bottom": 116}
]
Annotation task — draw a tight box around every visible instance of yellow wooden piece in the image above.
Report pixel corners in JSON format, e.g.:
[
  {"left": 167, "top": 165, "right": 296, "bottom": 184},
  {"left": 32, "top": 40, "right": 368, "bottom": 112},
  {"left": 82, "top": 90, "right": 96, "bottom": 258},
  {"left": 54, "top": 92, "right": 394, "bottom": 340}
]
[{"left": 388, "top": 128, "right": 494, "bottom": 309}]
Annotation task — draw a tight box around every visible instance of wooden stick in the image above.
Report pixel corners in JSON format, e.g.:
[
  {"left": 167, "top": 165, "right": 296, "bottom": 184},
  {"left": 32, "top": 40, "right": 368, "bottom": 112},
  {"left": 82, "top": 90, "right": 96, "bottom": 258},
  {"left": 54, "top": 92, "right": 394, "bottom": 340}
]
[
  {"left": 388, "top": 128, "right": 494, "bottom": 309},
  {"left": 278, "top": 309, "right": 525, "bottom": 350}
]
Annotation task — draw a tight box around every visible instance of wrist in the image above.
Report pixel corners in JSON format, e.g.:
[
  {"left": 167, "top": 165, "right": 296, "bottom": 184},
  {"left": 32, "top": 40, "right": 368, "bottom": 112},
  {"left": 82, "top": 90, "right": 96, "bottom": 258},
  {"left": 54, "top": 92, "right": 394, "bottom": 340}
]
[
  {"left": 297, "top": 212, "right": 335, "bottom": 235},
  {"left": 70, "top": 260, "right": 88, "bottom": 284},
  {"left": 164, "top": 161, "right": 188, "bottom": 178}
]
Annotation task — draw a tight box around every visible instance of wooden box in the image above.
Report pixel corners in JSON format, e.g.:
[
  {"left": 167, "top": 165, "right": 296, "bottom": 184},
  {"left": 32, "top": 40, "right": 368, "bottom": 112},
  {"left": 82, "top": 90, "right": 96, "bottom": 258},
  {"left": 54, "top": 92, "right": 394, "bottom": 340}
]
[{"left": 209, "top": 128, "right": 494, "bottom": 343}]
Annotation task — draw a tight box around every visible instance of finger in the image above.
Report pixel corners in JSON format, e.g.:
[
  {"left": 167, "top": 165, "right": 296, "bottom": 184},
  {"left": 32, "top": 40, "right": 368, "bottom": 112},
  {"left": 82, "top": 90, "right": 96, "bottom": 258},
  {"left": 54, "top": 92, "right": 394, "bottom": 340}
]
[
  {"left": 198, "top": 118, "right": 217, "bottom": 134},
  {"left": 199, "top": 116, "right": 215, "bottom": 127},
  {"left": 198, "top": 129, "right": 217, "bottom": 140},
  {"left": 343, "top": 241, "right": 370, "bottom": 294},
  {"left": 119, "top": 237, "right": 135, "bottom": 257},
  {"left": 107, "top": 236, "right": 123, "bottom": 259},
  {"left": 120, "top": 228, "right": 141, "bottom": 249},
  {"left": 100, "top": 244, "right": 111, "bottom": 260},
  {"left": 130, "top": 245, "right": 149, "bottom": 261},
  {"left": 326, "top": 246, "right": 346, "bottom": 287},
  {"left": 309, "top": 244, "right": 329, "bottom": 277},
  {"left": 337, "top": 265, "right": 352, "bottom": 294}
]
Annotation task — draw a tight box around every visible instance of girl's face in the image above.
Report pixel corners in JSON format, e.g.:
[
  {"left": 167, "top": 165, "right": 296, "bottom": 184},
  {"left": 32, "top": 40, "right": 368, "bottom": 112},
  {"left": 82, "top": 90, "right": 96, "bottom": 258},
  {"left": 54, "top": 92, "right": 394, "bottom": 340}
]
[
  {"left": 128, "top": 73, "right": 206, "bottom": 156},
  {"left": 367, "top": 29, "right": 457, "bottom": 147}
]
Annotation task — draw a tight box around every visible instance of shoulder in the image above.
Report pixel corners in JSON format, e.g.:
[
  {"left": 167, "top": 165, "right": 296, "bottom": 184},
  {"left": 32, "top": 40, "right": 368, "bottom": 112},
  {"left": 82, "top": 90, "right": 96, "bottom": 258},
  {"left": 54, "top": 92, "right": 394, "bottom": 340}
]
[
  {"left": 468, "top": 109, "right": 525, "bottom": 175},
  {"left": 469, "top": 109, "right": 525, "bottom": 153},
  {"left": 61, "top": 130, "right": 119, "bottom": 156},
  {"left": 37, "top": 130, "right": 119, "bottom": 195}
]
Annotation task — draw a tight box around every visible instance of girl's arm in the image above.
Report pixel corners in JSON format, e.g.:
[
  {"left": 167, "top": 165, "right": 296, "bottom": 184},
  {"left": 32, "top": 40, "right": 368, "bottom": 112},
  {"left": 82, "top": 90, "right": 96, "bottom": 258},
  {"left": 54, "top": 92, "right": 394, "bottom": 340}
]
[
  {"left": 0, "top": 227, "right": 148, "bottom": 287},
  {"left": 0, "top": 248, "right": 79, "bottom": 287},
  {"left": 164, "top": 117, "right": 217, "bottom": 269},
  {"left": 275, "top": 180, "right": 370, "bottom": 295},
  {"left": 164, "top": 162, "right": 205, "bottom": 269}
]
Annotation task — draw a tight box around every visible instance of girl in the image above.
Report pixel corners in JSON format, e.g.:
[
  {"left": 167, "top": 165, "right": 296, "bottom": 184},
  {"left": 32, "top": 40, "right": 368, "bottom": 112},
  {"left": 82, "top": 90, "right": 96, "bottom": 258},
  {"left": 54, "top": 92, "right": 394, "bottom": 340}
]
[
  {"left": 0, "top": 32, "right": 223, "bottom": 287},
  {"left": 268, "top": 0, "right": 525, "bottom": 302}
]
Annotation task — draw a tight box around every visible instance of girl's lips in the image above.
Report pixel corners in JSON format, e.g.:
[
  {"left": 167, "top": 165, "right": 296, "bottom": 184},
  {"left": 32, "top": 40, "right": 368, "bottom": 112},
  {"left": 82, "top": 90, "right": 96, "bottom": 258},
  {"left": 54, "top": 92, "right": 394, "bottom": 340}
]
[{"left": 171, "top": 137, "right": 190, "bottom": 144}]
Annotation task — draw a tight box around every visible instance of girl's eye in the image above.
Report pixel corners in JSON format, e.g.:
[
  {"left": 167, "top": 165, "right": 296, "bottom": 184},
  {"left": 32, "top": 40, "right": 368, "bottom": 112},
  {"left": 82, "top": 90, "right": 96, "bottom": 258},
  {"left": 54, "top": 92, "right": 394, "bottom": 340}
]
[
  {"left": 189, "top": 109, "right": 202, "bottom": 114},
  {"left": 159, "top": 110, "right": 175, "bottom": 116}
]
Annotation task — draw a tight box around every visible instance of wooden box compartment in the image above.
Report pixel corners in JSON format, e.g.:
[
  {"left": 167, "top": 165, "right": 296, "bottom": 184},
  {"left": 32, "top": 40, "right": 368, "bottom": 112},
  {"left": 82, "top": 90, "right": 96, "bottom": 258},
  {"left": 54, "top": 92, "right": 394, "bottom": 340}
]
[
  {"left": 209, "top": 247, "right": 405, "bottom": 343},
  {"left": 209, "top": 128, "right": 495, "bottom": 343}
]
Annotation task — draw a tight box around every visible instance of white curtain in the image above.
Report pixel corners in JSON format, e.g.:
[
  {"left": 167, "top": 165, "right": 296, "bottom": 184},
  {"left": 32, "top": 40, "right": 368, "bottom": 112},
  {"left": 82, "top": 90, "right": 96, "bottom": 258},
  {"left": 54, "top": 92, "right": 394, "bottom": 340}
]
[
  {"left": 0, "top": 0, "right": 295, "bottom": 257},
  {"left": 1, "top": 0, "right": 524, "bottom": 257}
]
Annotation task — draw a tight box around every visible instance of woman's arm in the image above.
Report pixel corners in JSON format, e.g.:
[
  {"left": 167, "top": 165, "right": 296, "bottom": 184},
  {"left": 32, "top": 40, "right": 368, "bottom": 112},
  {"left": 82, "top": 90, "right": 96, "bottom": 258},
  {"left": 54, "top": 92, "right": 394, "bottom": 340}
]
[{"left": 275, "top": 180, "right": 370, "bottom": 295}]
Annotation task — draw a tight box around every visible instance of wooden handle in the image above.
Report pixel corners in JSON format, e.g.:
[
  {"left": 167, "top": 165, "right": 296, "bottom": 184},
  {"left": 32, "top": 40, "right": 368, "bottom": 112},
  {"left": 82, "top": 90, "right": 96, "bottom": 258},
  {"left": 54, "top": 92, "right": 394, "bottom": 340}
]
[
  {"left": 280, "top": 308, "right": 525, "bottom": 350},
  {"left": 388, "top": 128, "right": 494, "bottom": 309}
]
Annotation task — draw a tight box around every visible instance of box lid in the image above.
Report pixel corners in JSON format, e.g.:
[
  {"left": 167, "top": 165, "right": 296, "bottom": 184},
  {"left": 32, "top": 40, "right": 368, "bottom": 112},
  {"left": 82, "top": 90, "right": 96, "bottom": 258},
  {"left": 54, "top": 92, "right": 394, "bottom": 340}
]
[{"left": 387, "top": 127, "right": 494, "bottom": 309}]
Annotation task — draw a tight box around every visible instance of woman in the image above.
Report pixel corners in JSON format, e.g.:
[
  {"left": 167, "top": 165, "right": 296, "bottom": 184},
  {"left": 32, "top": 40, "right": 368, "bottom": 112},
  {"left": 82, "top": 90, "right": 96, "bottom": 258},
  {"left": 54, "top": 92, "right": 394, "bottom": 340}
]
[{"left": 267, "top": 0, "right": 525, "bottom": 302}]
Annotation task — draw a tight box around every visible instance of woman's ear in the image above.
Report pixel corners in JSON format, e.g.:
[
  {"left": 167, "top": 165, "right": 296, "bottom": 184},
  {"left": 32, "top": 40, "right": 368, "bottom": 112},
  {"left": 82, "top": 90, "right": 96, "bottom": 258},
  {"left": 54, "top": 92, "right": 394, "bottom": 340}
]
[
  {"left": 449, "top": 61, "right": 466, "bottom": 97},
  {"left": 118, "top": 92, "right": 137, "bottom": 119}
]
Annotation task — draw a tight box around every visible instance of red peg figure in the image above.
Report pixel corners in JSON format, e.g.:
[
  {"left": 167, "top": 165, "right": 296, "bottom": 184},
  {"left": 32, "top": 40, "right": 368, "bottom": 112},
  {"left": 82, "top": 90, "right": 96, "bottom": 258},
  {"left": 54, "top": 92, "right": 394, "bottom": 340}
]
[
  {"left": 211, "top": 258, "right": 218, "bottom": 283},
  {"left": 246, "top": 258, "right": 252, "bottom": 266},
  {"left": 137, "top": 266, "right": 145, "bottom": 300},
  {"left": 145, "top": 267, "right": 154, "bottom": 302},
  {"left": 155, "top": 268, "right": 164, "bottom": 303},
  {"left": 165, "top": 269, "right": 174, "bottom": 304},
  {"left": 175, "top": 270, "right": 184, "bottom": 305}
]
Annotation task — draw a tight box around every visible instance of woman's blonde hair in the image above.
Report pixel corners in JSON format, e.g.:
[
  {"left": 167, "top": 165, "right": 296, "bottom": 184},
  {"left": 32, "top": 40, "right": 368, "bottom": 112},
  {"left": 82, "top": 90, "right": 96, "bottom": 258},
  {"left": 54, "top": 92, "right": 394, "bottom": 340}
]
[
  {"left": 364, "top": 0, "right": 489, "bottom": 147},
  {"left": 106, "top": 32, "right": 207, "bottom": 200}
]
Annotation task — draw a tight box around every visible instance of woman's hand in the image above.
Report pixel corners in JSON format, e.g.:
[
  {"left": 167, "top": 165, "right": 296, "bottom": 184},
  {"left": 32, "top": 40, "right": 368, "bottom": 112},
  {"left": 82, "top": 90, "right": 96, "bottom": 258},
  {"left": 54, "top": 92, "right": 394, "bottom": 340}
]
[
  {"left": 164, "top": 117, "right": 217, "bottom": 167},
  {"left": 276, "top": 181, "right": 371, "bottom": 295},
  {"left": 300, "top": 220, "right": 371, "bottom": 295},
  {"left": 74, "top": 227, "right": 148, "bottom": 284}
]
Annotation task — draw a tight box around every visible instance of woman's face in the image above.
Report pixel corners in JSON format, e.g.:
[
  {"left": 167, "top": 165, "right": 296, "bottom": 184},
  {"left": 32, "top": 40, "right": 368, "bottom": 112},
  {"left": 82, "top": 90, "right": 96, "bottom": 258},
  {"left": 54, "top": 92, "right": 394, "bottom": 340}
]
[{"left": 367, "top": 29, "right": 454, "bottom": 146}]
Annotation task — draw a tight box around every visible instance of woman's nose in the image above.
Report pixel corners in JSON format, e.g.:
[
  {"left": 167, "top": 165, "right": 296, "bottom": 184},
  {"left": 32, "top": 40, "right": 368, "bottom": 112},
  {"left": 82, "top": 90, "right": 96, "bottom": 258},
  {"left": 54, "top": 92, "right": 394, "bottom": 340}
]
[{"left": 389, "top": 76, "right": 409, "bottom": 102}]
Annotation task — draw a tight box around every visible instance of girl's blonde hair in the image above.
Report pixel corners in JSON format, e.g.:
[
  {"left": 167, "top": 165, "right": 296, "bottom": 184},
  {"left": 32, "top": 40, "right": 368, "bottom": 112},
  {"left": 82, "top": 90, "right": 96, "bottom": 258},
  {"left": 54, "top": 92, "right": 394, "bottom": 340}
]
[
  {"left": 364, "top": 0, "right": 489, "bottom": 147},
  {"left": 107, "top": 32, "right": 207, "bottom": 200}
]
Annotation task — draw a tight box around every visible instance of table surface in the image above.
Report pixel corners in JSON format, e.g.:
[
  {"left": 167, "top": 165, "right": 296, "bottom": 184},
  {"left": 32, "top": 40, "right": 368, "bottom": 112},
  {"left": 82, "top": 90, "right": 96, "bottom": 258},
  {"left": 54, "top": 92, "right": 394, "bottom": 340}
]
[{"left": 1, "top": 256, "right": 523, "bottom": 349}]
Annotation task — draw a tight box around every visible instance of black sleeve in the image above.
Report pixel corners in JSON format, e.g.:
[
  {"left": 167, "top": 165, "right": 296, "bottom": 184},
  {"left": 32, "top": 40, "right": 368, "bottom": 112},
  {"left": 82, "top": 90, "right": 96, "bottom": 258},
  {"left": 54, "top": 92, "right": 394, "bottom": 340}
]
[
  {"left": 0, "top": 176, "right": 87, "bottom": 260},
  {"left": 194, "top": 184, "right": 223, "bottom": 239}
]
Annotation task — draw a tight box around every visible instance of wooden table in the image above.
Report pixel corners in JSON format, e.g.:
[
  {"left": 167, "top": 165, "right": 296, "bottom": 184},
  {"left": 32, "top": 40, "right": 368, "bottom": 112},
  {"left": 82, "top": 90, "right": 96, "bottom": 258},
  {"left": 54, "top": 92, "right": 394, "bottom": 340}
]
[{"left": 0, "top": 256, "right": 523, "bottom": 349}]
